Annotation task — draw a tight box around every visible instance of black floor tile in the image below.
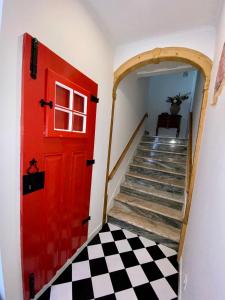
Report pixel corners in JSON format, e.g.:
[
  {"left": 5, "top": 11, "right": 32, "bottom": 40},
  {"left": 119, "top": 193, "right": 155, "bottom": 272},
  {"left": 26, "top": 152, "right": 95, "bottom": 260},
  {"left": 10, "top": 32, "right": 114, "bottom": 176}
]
[
  {"left": 72, "top": 278, "right": 94, "bottom": 300},
  {"left": 89, "top": 257, "right": 108, "bottom": 277},
  {"left": 134, "top": 283, "right": 158, "bottom": 300},
  {"left": 110, "top": 269, "right": 132, "bottom": 292},
  {"left": 102, "top": 242, "right": 119, "bottom": 256},
  {"left": 147, "top": 245, "right": 166, "bottom": 260},
  {"left": 52, "top": 264, "right": 72, "bottom": 285},
  {"left": 120, "top": 251, "right": 139, "bottom": 268},
  {"left": 142, "top": 261, "right": 164, "bottom": 282}
]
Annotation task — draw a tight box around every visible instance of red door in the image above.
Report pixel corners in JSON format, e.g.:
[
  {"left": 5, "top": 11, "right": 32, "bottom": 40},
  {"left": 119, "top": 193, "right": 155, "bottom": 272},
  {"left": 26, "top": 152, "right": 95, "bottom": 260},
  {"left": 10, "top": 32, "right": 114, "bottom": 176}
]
[{"left": 21, "top": 33, "right": 98, "bottom": 299}]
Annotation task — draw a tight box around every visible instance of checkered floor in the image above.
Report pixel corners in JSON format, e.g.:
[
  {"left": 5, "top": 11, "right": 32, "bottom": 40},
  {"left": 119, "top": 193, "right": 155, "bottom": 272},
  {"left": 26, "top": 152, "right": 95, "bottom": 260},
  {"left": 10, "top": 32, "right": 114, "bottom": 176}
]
[{"left": 37, "top": 223, "right": 178, "bottom": 300}]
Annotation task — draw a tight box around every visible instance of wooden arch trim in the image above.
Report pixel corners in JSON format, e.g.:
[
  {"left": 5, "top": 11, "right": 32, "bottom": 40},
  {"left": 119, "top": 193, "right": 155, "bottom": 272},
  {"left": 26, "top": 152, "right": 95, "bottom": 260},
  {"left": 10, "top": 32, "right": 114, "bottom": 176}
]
[
  {"left": 113, "top": 47, "right": 212, "bottom": 97},
  {"left": 104, "top": 47, "right": 212, "bottom": 259}
]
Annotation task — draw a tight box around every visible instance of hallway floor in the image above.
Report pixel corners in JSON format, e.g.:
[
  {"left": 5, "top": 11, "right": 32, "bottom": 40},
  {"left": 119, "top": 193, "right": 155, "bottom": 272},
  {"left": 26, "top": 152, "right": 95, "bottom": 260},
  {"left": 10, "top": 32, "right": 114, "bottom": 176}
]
[{"left": 37, "top": 223, "right": 178, "bottom": 300}]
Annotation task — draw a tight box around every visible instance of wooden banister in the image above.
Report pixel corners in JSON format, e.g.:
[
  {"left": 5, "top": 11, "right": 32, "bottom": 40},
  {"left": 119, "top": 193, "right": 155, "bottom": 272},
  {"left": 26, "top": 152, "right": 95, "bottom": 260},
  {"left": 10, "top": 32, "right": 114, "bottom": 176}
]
[{"left": 108, "top": 113, "right": 148, "bottom": 181}]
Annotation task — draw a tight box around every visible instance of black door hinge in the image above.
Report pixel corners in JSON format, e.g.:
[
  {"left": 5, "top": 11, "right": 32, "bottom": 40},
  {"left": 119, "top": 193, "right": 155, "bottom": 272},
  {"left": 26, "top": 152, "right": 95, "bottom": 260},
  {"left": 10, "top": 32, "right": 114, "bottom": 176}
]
[
  {"left": 82, "top": 216, "right": 91, "bottom": 225},
  {"left": 40, "top": 99, "right": 53, "bottom": 109},
  {"left": 29, "top": 273, "right": 35, "bottom": 299},
  {"left": 30, "top": 37, "right": 39, "bottom": 80},
  {"left": 86, "top": 159, "right": 95, "bottom": 166},
  {"left": 91, "top": 95, "right": 99, "bottom": 103}
]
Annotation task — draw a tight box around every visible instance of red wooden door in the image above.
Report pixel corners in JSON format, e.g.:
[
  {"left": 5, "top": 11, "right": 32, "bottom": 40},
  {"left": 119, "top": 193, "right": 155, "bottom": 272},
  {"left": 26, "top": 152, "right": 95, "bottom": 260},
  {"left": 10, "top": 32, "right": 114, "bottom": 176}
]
[{"left": 21, "top": 33, "right": 98, "bottom": 299}]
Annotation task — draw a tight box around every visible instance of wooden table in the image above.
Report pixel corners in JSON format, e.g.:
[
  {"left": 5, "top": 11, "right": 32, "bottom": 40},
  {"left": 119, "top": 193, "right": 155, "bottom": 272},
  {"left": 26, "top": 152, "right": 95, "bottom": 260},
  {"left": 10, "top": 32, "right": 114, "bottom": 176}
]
[{"left": 156, "top": 113, "right": 182, "bottom": 138}]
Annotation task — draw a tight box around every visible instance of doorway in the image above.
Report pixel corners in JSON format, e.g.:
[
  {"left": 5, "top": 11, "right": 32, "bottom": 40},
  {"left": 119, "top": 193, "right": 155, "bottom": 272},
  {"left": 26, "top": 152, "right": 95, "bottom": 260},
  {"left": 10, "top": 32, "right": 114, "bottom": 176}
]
[{"left": 103, "top": 47, "right": 212, "bottom": 257}]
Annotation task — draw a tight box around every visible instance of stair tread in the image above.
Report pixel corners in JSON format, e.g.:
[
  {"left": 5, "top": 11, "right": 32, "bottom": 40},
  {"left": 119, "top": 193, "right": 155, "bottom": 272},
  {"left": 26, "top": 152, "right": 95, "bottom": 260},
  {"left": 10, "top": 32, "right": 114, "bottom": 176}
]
[
  {"left": 144, "top": 135, "right": 188, "bottom": 141},
  {"left": 115, "top": 193, "right": 183, "bottom": 221},
  {"left": 108, "top": 206, "right": 180, "bottom": 242},
  {"left": 140, "top": 141, "right": 188, "bottom": 148},
  {"left": 121, "top": 181, "right": 184, "bottom": 203},
  {"left": 130, "top": 163, "right": 186, "bottom": 177},
  {"left": 135, "top": 155, "right": 187, "bottom": 165},
  {"left": 138, "top": 146, "right": 187, "bottom": 156},
  {"left": 126, "top": 171, "right": 185, "bottom": 188}
]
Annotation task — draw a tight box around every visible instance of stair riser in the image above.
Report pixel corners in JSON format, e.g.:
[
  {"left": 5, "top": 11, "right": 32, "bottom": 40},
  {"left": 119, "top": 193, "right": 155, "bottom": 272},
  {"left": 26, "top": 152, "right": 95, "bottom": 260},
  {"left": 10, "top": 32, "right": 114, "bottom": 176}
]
[
  {"left": 120, "top": 185, "right": 183, "bottom": 210},
  {"left": 134, "top": 156, "right": 186, "bottom": 173},
  {"left": 142, "top": 136, "right": 187, "bottom": 145},
  {"left": 137, "top": 149, "right": 187, "bottom": 163},
  {"left": 108, "top": 216, "right": 178, "bottom": 250},
  {"left": 126, "top": 175, "right": 184, "bottom": 195},
  {"left": 139, "top": 142, "right": 187, "bottom": 153},
  {"left": 114, "top": 200, "right": 182, "bottom": 229},
  {"left": 129, "top": 165, "right": 185, "bottom": 181}
]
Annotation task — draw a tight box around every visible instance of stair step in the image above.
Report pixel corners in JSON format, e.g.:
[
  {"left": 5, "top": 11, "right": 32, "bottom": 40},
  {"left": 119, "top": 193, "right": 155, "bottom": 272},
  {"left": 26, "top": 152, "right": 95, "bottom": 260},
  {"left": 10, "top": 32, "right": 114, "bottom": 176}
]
[
  {"left": 121, "top": 181, "right": 184, "bottom": 210},
  {"left": 114, "top": 193, "right": 183, "bottom": 229},
  {"left": 108, "top": 206, "right": 180, "bottom": 250},
  {"left": 129, "top": 163, "right": 185, "bottom": 180},
  {"left": 134, "top": 155, "right": 186, "bottom": 172},
  {"left": 142, "top": 135, "right": 188, "bottom": 145},
  {"left": 126, "top": 172, "right": 184, "bottom": 195},
  {"left": 137, "top": 147, "right": 187, "bottom": 163},
  {"left": 139, "top": 141, "right": 187, "bottom": 153}
]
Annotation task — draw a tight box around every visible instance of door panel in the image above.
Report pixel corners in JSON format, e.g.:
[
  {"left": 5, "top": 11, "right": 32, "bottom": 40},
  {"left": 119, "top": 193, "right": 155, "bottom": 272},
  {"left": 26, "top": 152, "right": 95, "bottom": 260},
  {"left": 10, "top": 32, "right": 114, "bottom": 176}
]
[
  {"left": 21, "top": 33, "right": 97, "bottom": 299},
  {"left": 43, "top": 154, "right": 63, "bottom": 280}
]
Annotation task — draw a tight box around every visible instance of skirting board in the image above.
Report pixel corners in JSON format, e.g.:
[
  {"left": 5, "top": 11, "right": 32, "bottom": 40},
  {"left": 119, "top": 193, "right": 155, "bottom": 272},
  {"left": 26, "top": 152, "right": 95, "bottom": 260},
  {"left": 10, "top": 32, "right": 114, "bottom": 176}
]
[{"left": 33, "top": 223, "right": 102, "bottom": 299}]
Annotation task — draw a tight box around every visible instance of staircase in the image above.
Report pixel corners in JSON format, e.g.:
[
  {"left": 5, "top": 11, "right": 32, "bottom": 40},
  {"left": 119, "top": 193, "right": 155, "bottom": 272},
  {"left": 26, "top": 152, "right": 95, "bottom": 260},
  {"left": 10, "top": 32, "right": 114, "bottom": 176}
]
[{"left": 108, "top": 135, "right": 187, "bottom": 250}]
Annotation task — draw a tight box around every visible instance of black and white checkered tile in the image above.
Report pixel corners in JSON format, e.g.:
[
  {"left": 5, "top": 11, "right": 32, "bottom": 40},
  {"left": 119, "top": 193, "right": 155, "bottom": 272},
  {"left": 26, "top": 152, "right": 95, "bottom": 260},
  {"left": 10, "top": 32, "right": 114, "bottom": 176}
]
[{"left": 38, "top": 223, "right": 178, "bottom": 300}]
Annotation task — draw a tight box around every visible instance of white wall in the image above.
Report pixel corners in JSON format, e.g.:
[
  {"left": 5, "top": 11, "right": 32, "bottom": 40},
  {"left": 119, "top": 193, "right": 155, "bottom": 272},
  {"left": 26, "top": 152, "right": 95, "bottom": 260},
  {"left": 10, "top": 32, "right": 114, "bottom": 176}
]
[
  {"left": 0, "top": 0, "right": 113, "bottom": 299},
  {"left": 145, "top": 70, "right": 197, "bottom": 138},
  {"left": 114, "top": 26, "right": 216, "bottom": 69},
  {"left": 181, "top": 2, "right": 225, "bottom": 299},
  {"left": 192, "top": 71, "right": 205, "bottom": 154},
  {"left": 108, "top": 73, "right": 148, "bottom": 208},
  {"left": 0, "top": 252, "right": 5, "bottom": 300}
]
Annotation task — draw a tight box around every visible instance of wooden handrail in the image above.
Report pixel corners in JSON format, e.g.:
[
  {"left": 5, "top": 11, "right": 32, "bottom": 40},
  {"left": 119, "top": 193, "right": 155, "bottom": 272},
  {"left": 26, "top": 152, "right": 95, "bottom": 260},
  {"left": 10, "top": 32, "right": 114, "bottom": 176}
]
[{"left": 108, "top": 113, "right": 148, "bottom": 180}]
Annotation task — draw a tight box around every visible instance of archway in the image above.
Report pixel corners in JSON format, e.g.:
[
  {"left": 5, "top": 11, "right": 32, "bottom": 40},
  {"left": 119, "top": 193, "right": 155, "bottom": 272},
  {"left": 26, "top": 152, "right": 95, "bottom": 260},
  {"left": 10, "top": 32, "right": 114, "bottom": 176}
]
[{"left": 103, "top": 47, "right": 212, "bottom": 258}]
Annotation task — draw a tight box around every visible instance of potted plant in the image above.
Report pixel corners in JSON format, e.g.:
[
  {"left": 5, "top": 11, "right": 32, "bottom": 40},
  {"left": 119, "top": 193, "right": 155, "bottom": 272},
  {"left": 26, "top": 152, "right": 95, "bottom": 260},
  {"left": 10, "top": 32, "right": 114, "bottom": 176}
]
[{"left": 166, "top": 93, "right": 189, "bottom": 115}]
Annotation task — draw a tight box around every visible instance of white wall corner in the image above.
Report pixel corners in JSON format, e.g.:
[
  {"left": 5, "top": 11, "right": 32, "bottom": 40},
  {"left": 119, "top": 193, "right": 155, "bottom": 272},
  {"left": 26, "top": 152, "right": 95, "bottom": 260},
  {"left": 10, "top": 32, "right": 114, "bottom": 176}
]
[
  {"left": 178, "top": 256, "right": 183, "bottom": 300},
  {"left": 107, "top": 124, "right": 146, "bottom": 213}
]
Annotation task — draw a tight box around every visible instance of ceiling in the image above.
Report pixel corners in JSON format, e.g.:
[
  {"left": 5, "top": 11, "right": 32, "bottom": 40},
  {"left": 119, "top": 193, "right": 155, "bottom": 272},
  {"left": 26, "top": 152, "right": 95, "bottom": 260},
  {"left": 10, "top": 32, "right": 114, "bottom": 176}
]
[
  {"left": 135, "top": 61, "right": 195, "bottom": 78},
  {"left": 83, "top": 0, "right": 222, "bottom": 46}
]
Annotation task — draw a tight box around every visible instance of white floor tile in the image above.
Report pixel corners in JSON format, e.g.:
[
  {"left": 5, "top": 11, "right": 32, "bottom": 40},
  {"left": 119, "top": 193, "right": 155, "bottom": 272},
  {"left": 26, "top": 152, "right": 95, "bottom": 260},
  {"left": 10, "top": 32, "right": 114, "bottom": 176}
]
[
  {"left": 87, "top": 244, "right": 104, "bottom": 259},
  {"left": 134, "top": 248, "right": 153, "bottom": 264},
  {"left": 126, "top": 265, "right": 148, "bottom": 287},
  {"left": 115, "top": 239, "right": 132, "bottom": 253},
  {"left": 72, "top": 260, "right": 91, "bottom": 281},
  {"left": 158, "top": 244, "right": 177, "bottom": 257},
  {"left": 139, "top": 236, "right": 156, "bottom": 247},
  {"left": 108, "top": 223, "right": 121, "bottom": 231},
  {"left": 92, "top": 273, "right": 114, "bottom": 298},
  {"left": 50, "top": 283, "right": 72, "bottom": 300},
  {"left": 151, "top": 278, "right": 177, "bottom": 300},
  {"left": 99, "top": 231, "right": 114, "bottom": 243},
  {"left": 155, "top": 258, "right": 177, "bottom": 277},
  {"left": 116, "top": 288, "right": 137, "bottom": 300},
  {"left": 123, "top": 229, "right": 137, "bottom": 239},
  {"left": 105, "top": 254, "right": 124, "bottom": 272}
]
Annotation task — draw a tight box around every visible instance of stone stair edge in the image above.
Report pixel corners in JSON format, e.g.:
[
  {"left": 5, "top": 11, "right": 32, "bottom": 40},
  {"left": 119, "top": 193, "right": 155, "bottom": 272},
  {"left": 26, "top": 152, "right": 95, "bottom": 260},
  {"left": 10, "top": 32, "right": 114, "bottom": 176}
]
[
  {"left": 108, "top": 207, "right": 180, "bottom": 243},
  {"left": 114, "top": 193, "right": 183, "bottom": 221},
  {"left": 121, "top": 181, "right": 184, "bottom": 203}
]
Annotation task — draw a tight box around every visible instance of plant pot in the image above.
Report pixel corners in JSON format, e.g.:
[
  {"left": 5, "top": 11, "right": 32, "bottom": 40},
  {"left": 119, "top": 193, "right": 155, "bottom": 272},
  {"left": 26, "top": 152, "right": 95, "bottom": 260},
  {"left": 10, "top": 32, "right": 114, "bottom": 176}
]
[{"left": 170, "top": 103, "right": 180, "bottom": 115}]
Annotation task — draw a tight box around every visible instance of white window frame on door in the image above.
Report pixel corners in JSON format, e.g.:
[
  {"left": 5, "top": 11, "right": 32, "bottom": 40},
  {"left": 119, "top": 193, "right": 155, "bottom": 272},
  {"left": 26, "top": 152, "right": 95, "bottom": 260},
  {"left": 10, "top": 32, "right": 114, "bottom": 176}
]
[{"left": 54, "top": 81, "right": 87, "bottom": 134}]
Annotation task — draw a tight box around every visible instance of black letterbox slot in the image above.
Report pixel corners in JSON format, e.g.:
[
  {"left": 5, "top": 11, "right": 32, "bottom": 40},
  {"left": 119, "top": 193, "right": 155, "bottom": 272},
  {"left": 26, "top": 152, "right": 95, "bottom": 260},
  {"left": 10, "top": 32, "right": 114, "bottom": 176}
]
[{"left": 23, "top": 172, "right": 45, "bottom": 195}]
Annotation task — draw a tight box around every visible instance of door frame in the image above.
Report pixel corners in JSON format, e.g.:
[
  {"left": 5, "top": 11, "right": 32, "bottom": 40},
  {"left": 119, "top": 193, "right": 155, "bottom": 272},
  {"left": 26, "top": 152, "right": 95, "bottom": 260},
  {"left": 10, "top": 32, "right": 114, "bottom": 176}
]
[{"left": 102, "top": 47, "right": 212, "bottom": 258}]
